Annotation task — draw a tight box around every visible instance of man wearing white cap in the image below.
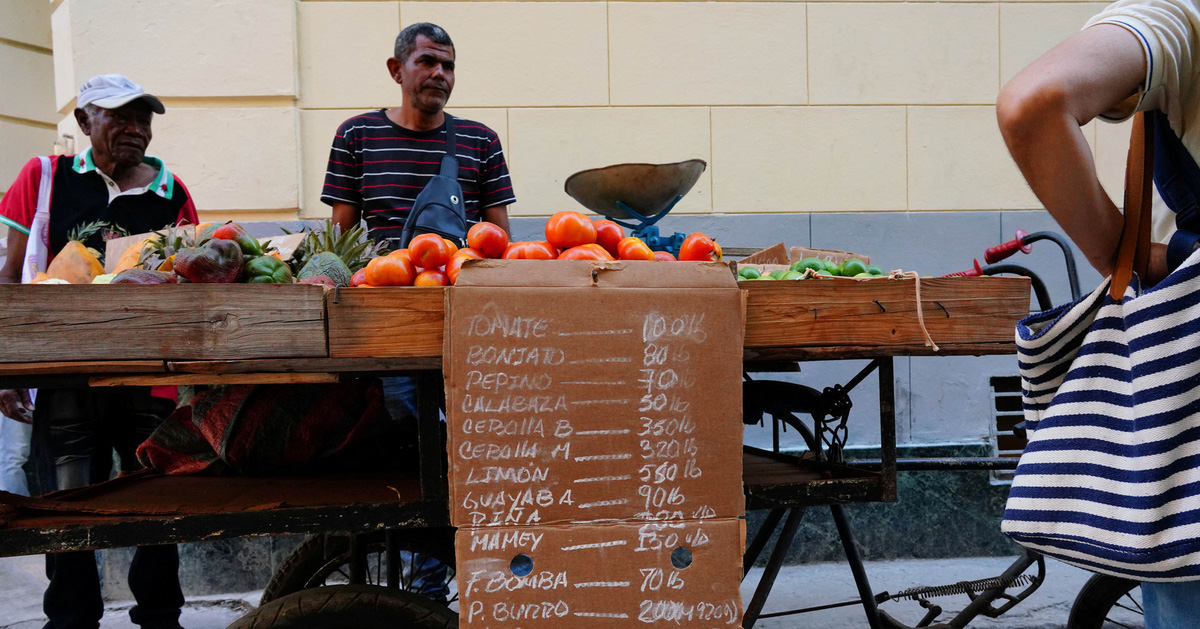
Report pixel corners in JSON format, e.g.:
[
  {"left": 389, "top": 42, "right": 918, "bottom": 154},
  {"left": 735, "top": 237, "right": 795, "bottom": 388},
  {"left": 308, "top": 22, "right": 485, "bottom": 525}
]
[{"left": 0, "top": 74, "right": 196, "bottom": 629}]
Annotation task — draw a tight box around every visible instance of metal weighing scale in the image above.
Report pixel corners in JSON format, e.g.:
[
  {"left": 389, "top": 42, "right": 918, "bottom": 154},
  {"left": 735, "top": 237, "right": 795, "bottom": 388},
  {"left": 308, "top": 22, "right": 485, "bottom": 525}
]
[{"left": 564, "top": 159, "right": 707, "bottom": 257}]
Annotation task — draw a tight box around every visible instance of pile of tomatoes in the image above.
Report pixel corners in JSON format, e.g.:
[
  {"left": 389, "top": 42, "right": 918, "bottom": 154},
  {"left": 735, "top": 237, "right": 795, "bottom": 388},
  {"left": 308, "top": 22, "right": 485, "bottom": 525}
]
[{"left": 354, "top": 210, "right": 722, "bottom": 287}]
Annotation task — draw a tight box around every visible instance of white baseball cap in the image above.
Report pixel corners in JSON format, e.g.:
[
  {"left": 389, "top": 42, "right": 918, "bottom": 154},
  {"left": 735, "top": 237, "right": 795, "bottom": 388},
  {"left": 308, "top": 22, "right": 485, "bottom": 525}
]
[{"left": 77, "top": 74, "right": 165, "bottom": 114}]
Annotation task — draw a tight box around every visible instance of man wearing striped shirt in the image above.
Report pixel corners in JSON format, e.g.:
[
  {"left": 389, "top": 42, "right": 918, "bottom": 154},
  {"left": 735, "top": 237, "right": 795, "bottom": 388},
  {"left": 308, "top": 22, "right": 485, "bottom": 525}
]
[{"left": 322, "top": 22, "right": 515, "bottom": 244}]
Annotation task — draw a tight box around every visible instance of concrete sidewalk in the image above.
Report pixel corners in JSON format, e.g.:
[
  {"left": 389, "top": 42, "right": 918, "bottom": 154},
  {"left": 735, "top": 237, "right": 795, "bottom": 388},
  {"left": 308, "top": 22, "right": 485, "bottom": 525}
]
[{"left": 0, "top": 554, "right": 1129, "bottom": 629}]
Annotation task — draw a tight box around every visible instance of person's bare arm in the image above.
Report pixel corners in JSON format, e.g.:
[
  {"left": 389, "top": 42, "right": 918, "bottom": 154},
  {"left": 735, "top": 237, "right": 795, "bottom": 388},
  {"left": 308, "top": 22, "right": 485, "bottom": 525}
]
[
  {"left": 0, "top": 229, "right": 32, "bottom": 421},
  {"left": 331, "top": 202, "right": 362, "bottom": 235},
  {"left": 997, "top": 24, "right": 1150, "bottom": 278},
  {"left": 482, "top": 205, "right": 511, "bottom": 237},
  {"left": 1, "top": 228, "right": 25, "bottom": 284}
]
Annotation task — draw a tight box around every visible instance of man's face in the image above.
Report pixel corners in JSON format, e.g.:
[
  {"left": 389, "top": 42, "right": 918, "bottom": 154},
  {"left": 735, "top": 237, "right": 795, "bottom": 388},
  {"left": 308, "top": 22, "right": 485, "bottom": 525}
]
[
  {"left": 392, "top": 35, "right": 456, "bottom": 114},
  {"left": 77, "top": 100, "right": 154, "bottom": 169}
]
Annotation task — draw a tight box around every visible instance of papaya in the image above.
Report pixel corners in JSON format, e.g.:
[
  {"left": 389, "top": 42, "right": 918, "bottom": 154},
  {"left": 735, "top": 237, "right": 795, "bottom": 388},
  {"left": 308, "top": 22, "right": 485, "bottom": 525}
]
[
  {"left": 46, "top": 241, "right": 104, "bottom": 284},
  {"left": 111, "top": 237, "right": 152, "bottom": 274},
  {"left": 298, "top": 251, "right": 352, "bottom": 287}
]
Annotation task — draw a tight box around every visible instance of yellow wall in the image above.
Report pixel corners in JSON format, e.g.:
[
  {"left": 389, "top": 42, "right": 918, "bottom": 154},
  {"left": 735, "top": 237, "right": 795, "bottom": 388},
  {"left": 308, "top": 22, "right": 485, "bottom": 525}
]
[
  {"left": 30, "top": 0, "right": 1131, "bottom": 222},
  {"left": 0, "top": 0, "right": 57, "bottom": 228}
]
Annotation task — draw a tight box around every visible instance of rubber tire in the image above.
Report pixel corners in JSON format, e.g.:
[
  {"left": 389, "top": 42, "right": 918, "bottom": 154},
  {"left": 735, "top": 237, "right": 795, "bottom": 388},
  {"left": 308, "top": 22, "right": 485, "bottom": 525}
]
[
  {"left": 1066, "top": 573, "right": 1141, "bottom": 629},
  {"left": 229, "top": 584, "right": 458, "bottom": 629},
  {"left": 262, "top": 529, "right": 457, "bottom": 605}
]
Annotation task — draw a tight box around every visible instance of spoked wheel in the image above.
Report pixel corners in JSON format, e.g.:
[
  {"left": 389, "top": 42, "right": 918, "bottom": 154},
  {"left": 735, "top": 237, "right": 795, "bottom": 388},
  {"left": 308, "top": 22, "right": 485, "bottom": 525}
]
[
  {"left": 261, "top": 528, "right": 458, "bottom": 611},
  {"left": 1067, "top": 574, "right": 1142, "bottom": 629},
  {"left": 229, "top": 584, "right": 457, "bottom": 628}
]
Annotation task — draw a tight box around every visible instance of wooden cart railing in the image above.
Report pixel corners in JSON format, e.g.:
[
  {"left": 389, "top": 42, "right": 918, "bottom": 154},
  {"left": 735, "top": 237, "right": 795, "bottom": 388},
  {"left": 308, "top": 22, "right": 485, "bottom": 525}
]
[{"left": 0, "top": 276, "right": 1028, "bottom": 558}]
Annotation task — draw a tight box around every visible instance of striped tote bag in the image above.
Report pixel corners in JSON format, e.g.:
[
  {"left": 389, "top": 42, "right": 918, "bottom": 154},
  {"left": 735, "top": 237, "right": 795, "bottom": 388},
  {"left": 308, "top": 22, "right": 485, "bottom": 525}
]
[
  {"left": 1005, "top": 261, "right": 1200, "bottom": 581},
  {"left": 1003, "top": 113, "right": 1200, "bottom": 581}
]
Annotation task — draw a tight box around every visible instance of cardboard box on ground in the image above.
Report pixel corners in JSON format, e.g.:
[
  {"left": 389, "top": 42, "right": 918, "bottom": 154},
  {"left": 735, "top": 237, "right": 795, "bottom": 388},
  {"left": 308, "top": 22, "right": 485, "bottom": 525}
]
[{"left": 444, "top": 260, "right": 746, "bottom": 627}]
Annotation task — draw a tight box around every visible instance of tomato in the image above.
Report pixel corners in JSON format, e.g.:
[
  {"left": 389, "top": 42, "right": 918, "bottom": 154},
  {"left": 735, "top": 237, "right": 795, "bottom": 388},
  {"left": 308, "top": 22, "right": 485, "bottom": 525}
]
[
  {"left": 593, "top": 220, "right": 624, "bottom": 258},
  {"left": 558, "top": 243, "right": 615, "bottom": 261},
  {"left": 442, "top": 238, "right": 459, "bottom": 259},
  {"left": 364, "top": 254, "right": 416, "bottom": 286},
  {"left": 409, "top": 233, "right": 452, "bottom": 268},
  {"left": 350, "top": 267, "right": 368, "bottom": 287},
  {"left": 545, "top": 211, "right": 597, "bottom": 249},
  {"left": 653, "top": 250, "right": 677, "bottom": 261},
  {"left": 388, "top": 248, "right": 409, "bottom": 259},
  {"left": 446, "top": 249, "right": 484, "bottom": 285},
  {"left": 523, "top": 241, "right": 558, "bottom": 260},
  {"left": 414, "top": 268, "right": 450, "bottom": 286},
  {"left": 468, "top": 222, "right": 509, "bottom": 258},
  {"left": 502, "top": 242, "right": 529, "bottom": 259},
  {"left": 678, "top": 232, "right": 721, "bottom": 262},
  {"left": 617, "top": 236, "right": 655, "bottom": 261}
]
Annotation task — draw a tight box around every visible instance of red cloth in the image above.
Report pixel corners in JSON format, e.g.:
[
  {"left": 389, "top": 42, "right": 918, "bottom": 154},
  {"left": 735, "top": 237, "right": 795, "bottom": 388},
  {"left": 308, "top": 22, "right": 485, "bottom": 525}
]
[{"left": 136, "top": 380, "right": 392, "bottom": 475}]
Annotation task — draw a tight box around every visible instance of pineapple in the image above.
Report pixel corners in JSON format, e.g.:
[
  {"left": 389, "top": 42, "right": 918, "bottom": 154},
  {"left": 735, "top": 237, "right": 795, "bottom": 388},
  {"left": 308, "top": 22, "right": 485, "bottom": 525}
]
[
  {"left": 288, "top": 220, "right": 383, "bottom": 275},
  {"left": 65, "top": 220, "right": 125, "bottom": 265},
  {"left": 138, "top": 223, "right": 202, "bottom": 272}
]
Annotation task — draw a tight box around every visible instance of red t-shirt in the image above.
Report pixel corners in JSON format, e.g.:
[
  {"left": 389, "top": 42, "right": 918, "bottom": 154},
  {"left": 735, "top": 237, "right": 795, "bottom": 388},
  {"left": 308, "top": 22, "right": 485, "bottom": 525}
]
[{"left": 0, "top": 155, "right": 199, "bottom": 246}]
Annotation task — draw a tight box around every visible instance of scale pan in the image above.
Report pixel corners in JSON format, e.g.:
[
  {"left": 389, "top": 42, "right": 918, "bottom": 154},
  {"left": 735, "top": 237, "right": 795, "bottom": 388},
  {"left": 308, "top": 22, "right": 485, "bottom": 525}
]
[{"left": 564, "top": 159, "right": 707, "bottom": 220}]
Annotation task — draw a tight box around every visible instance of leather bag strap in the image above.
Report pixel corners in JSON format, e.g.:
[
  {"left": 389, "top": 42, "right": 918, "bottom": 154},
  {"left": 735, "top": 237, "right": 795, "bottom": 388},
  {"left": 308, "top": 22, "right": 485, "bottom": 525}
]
[{"left": 1111, "top": 111, "right": 1155, "bottom": 299}]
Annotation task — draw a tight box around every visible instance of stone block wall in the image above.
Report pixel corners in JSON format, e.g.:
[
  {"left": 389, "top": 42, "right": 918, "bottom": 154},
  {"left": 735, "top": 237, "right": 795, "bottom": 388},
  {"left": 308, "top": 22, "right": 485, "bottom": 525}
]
[
  {"left": 0, "top": 0, "right": 57, "bottom": 240},
  {"left": 34, "top": 0, "right": 1130, "bottom": 223}
]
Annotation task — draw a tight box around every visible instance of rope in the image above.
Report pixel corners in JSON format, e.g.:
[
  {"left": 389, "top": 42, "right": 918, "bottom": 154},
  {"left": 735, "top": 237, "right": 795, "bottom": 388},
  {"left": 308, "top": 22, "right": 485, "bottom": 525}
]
[
  {"left": 889, "top": 270, "right": 939, "bottom": 352},
  {"left": 795, "top": 266, "right": 940, "bottom": 352}
]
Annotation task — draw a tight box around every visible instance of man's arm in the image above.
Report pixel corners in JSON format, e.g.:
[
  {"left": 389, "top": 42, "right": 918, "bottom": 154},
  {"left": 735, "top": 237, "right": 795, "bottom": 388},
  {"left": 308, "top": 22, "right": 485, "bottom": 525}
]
[
  {"left": 482, "top": 205, "right": 511, "bottom": 237},
  {"left": 0, "top": 223, "right": 32, "bottom": 422},
  {"left": 0, "top": 229, "right": 24, "bottom": 284},
  {"left": 332, "top": 203, "right": 362, "bottom": 235},
  {"left": 997, "top": 24, "right": 1149, "bottom": 278}
]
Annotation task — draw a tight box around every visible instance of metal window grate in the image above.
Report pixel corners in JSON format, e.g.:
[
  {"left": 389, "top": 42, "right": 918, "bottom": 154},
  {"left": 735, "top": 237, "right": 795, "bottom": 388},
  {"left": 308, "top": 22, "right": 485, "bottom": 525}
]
[{"left": 989, "top": 376, "right": 1026, "bottom": 485}]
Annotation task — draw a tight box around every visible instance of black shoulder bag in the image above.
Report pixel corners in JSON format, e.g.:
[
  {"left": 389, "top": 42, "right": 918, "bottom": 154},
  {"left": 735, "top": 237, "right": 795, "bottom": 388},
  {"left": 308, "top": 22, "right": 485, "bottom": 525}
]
[{"left": 398, "top": 114, "right": 469, "bottom": 247}]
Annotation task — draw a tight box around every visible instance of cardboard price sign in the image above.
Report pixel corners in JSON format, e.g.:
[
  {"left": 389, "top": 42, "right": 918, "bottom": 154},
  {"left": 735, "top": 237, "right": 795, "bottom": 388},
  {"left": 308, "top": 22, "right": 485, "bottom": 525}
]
[
  {"left": 457, "top": 520, "right": 744, "bottom": 628},
  {"left": 445, "top": 260, "right": 746, "bottom": 627}
]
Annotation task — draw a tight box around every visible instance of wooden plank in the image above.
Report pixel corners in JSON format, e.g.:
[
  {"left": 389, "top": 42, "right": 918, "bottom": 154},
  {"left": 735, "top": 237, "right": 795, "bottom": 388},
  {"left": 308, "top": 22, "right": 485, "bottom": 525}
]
[
  {"left": 0, "top": 284, "right": 328, "bottom": 363},
  {"left": 0, "top": 361, "right": 165, "bottom": 375},
  {"left": 89, "top": 373, "right": 339, "bottom": 387},
  {"left": 743, "top": 342, "right": 1017, "bottom": 362},
  {"left": 327, "top": 287, "right": 445, "bottom": 358},
  {"left": 742, "top": 276, "right": 1029, "bottom": 351},
  {"left": 168, "top": 356, "right": 441, "bottom": 374}
]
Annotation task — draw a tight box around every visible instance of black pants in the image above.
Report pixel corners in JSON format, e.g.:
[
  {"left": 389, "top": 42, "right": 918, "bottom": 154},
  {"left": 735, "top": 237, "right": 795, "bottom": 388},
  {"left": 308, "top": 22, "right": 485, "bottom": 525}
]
[{"left": 35, "top": 388, "right": 184, "bottom": 629}]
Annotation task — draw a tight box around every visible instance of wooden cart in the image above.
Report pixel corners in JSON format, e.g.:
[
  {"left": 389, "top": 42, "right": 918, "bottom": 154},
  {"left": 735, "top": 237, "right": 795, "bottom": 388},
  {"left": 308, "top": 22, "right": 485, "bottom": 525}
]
[{"left": 0, "top": 275, "right": 1029, "bottom": 627}]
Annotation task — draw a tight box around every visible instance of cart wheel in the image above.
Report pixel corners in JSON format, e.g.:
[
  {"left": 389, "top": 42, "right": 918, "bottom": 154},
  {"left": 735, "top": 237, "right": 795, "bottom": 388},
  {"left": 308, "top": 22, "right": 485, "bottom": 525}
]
[
  {"left": 262, "top": 528, "right": 457, "bottom": 610},
  {"left": 229, "top": 584, "right": 457, "bottom": 629},
  {"left": 1066, "top": 574, "right": 1142, "bottom": 629}
]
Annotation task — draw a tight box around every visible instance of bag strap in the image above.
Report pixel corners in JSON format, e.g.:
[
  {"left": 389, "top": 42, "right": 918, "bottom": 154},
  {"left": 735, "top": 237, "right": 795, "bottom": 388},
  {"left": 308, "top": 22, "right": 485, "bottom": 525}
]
[
  {"left": 20, "top": 156, "right": 53, "bottom": 284},
  {"left": 443, "top": 114, "right": 457, "bottom": 161},
  {"left": 1110, "top": 112, "right": 1155, "bottom": 300}
]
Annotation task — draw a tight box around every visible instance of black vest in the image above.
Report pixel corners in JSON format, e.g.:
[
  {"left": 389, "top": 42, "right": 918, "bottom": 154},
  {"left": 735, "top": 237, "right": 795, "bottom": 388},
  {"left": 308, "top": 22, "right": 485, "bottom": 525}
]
[{"left": 48, "top": 155, "right": 188, "bottom": 255}]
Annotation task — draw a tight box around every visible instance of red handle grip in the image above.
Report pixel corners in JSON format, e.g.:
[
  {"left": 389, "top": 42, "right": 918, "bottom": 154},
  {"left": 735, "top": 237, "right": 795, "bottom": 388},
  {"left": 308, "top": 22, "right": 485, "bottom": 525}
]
[
  {"left": 984, "top": 229, "right": 1032, "bottom": 264},
  {"left": 942, "top": 258, "right": 984, "bottom": 278}
]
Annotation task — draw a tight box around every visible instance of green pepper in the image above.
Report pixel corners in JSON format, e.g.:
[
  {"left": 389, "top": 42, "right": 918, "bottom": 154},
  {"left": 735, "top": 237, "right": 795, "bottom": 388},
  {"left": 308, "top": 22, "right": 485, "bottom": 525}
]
[
  {"left": 245, "top": 255, "right": 294, "bottom": 284},
  {"left": 211, "top": 222, "right": 264, "bottom": 257},
  {"left": 173, "top": 238, "right": 244, "bottom": 283}
]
